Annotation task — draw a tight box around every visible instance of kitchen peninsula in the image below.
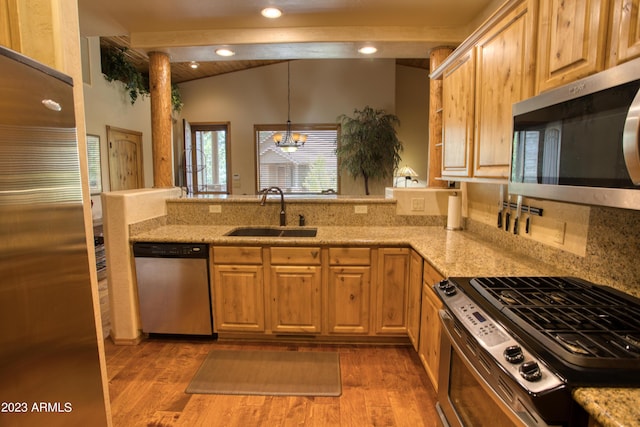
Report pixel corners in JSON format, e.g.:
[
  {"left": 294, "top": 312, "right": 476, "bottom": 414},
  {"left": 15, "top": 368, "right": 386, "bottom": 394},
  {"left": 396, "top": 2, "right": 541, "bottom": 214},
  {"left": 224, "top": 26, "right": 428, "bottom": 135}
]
[{"left": 102, "top": 188, "right": 640, "bottom": 427}]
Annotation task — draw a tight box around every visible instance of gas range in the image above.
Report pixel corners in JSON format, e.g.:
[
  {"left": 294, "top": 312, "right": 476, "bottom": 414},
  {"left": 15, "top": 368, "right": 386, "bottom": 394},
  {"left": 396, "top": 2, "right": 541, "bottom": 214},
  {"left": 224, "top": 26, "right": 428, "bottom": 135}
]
[
  {"left": 434, "top": 276, "right": 640, "bottom": 426},
  {"left": 434, "top": 277, "right": 640, "bottom": 390}
]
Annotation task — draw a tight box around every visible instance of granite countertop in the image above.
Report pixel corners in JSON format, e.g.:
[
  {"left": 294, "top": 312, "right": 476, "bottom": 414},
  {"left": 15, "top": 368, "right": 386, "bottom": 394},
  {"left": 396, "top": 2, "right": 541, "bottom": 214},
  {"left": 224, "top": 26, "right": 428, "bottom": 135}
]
[
  {"left": 130, "top": 224, "right": 638, "bottom": 425},
  {"left": 131, "top": 224, "right": 566, "bottom": 277},
  {"left": 573, "top": 388, "right": 640, "bottom": 427}
]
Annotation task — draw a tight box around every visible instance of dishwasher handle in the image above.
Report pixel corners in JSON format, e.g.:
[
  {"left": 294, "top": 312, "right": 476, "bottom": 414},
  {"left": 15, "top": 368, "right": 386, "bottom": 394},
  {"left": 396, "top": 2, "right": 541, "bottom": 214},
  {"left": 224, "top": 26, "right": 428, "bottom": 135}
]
[{"left": 133, "top": 242, "right": 209, "bottom": 259}]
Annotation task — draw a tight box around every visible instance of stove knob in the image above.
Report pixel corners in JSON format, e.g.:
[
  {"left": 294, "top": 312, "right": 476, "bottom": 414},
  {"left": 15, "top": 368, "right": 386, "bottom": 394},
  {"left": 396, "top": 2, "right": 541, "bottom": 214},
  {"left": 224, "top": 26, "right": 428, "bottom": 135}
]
[
  {"left": 503, "top": 345, "right": 525, "bottom": 364},
  {"left": 443, "top": 285, "right": 457, "bottom": 296},
  {"left": 519, "top": 361, "right": 542, "bottom": 382},
  {"left": 437, "top": 280, "right": 449, "bottom": 289}
]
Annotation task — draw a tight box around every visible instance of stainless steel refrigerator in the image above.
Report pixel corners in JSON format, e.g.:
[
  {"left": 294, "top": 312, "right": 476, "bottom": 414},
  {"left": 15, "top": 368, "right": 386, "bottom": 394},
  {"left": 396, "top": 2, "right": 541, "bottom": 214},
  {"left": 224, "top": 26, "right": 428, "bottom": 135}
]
[{"left": 0, "top": 47, "right": 109, "bottom": 426}]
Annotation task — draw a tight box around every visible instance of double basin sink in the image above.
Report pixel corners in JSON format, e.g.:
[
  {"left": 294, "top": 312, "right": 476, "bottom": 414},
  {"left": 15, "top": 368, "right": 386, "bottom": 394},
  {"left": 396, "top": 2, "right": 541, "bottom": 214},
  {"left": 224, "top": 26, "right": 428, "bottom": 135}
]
[{"left": 225, "top": 227, "right": 317, "bottom": 238}]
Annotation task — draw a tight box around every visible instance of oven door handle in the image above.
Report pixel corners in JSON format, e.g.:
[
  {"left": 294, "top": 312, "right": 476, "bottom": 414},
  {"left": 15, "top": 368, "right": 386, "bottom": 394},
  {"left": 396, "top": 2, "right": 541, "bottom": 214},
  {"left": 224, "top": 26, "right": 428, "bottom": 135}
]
[{"left": 623, "top": 88, "right": 640, "bottom": 185}]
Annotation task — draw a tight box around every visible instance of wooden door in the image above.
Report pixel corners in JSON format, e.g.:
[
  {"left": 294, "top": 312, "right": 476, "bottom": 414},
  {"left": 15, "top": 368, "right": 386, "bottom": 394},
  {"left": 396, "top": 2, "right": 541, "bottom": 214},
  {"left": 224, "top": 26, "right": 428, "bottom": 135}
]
[
  {"left": 610, "top": 0, "right": 640, "bottom": 66},
  {"left": 107, "top": 126, "right": 143, "bottom": 191},
  {"left": 375, "top": 248, "right": 410, "bottom": 335},
  {"left": 327, "top": 266, "right": 371, "bottom": 334},
  {"left": 537, "top": 0, "right": 609, "bottom": 92}
]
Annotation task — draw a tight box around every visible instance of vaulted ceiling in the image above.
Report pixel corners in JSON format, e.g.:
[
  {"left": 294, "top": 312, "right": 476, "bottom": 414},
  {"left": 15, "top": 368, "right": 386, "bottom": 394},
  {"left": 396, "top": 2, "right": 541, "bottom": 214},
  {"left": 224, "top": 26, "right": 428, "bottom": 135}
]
[{"left": 79, "top": 0, "right": 499, "bottom": 83}]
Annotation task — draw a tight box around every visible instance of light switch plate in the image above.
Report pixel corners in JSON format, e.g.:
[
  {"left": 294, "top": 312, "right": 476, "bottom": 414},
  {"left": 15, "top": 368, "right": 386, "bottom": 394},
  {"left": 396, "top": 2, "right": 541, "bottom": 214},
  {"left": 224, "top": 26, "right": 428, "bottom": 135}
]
[{"left": 208, "top": 205, "right": 222, "bottom": 213}]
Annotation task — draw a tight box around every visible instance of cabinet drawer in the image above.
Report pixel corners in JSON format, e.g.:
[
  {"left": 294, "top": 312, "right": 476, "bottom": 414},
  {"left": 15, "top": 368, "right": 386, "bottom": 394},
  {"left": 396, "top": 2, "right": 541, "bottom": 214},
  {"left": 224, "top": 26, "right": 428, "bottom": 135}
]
[
  {"left": 270, "top": 247, "right": 321, "bottom": 265},
  {"left": 329, "top": 247, "right": 371, "bottom": 265},
  {"left": 213, "top": 246, "right": 262, "bottom": 264}
]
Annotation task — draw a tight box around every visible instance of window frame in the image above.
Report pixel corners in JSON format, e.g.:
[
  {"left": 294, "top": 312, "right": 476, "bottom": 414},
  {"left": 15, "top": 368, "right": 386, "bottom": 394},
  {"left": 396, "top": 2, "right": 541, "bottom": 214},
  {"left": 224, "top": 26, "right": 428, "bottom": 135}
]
[{"left": 254, "top": 123, "right": 341, "bottom": 195}]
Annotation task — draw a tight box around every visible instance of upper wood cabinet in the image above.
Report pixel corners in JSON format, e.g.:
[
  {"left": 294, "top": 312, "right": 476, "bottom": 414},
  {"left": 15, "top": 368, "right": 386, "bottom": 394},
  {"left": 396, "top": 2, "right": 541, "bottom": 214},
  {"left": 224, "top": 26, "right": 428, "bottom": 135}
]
[
  {"left": 536, "top": 0, "right": 609, "bottom": 92},
  {"left": 434, "top": 0, "right": 536, "bottom": 181},
  {"left": 609, "top": 0, "right": 640, "bottom": 66},
  {"left": 474, "top": 0, "right": 536, "bottom": 179},
  {"left": 442, "top": 51, "right": 475, "bottom": 178}
]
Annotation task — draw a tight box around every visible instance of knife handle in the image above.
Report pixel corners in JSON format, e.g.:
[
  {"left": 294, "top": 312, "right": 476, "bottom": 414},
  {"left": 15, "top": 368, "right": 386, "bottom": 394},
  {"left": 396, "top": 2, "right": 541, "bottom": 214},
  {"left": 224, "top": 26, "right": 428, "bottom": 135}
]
[
  {"left": 497, "top": 211, "right": 503, "bottom": 228},
  {"left": 525, "top": 216, "right": 530, "bottom": 234},
  {"left": 513, "top": 217, "right": 519, "bottom": 234},
  {"left": 505, "top": 212, "right": 510, "bottom": 231}
]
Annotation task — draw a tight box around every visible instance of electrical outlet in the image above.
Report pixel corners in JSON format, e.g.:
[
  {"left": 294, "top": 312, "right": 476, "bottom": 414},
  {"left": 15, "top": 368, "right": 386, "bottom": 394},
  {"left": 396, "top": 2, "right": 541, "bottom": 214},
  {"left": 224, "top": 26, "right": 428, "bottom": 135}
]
[
  {"left": 354, "top": 205, "right": 368, "bottom": 214},
  {"left": 553, "top": 221, "right": 566, "bottom": 244},
  {"left": 411, "top": 198, "right": 425, "bottom": 211},
  {"left": 208, "top": 205, "right": 222, "bottom": 213}
]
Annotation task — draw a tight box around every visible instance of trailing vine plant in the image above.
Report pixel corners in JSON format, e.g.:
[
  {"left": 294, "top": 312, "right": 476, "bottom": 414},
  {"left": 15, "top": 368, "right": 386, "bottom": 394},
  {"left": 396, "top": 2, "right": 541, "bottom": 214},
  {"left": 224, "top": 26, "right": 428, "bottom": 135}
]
[{"left": 101, "top": 46, "right": 183, "bottom": 113}]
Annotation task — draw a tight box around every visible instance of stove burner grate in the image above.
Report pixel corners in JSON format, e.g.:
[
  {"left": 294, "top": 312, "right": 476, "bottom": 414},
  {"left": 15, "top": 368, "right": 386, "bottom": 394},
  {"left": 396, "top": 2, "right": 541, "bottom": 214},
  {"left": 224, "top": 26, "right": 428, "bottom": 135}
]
[{"left": 468, "top": 277, "right": 640, "bottom": 367}]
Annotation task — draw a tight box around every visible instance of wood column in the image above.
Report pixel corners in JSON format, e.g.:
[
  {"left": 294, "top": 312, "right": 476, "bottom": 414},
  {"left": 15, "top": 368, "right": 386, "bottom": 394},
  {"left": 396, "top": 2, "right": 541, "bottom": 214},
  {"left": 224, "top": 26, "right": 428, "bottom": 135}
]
[
  {"left": 427, "top": 46, "right": 454, "bottom": 187},
  {"left": 148, "top": 51, "right": 173, "bottom": 188}
]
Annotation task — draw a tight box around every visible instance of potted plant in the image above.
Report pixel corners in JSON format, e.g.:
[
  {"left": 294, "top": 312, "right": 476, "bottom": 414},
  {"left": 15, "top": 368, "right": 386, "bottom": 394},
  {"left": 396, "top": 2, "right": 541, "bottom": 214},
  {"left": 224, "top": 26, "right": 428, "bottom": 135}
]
[
  {"left": 101, "top": 46, "right": 183, "bottom": 112},
  {"left": 336, "top": 106, "right": 402, "bottom": 195}
]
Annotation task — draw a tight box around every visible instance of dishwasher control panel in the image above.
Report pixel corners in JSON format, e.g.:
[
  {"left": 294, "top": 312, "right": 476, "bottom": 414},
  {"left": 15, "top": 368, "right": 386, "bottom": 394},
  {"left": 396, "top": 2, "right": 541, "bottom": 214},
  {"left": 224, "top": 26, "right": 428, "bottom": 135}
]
[{"left": 133, "top": 242, "right": 208, "bottom": 258}]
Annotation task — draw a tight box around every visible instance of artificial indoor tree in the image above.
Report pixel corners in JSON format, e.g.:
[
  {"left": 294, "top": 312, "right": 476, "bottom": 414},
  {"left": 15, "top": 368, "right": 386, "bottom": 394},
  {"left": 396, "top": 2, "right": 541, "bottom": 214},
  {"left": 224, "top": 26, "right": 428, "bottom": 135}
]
[{"left": 336, "top": 106, "right": 402, "bottom": 195}]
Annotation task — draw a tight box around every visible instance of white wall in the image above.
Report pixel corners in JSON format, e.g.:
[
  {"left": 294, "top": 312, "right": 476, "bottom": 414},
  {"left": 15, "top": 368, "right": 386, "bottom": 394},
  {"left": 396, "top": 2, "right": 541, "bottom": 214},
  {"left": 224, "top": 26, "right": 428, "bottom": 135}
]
[
  {"left": 177, "top": 59, "right": 399, "bottom": 196},
  {"left": 82, "top": 36, "right": 154, "bottom": 219}
]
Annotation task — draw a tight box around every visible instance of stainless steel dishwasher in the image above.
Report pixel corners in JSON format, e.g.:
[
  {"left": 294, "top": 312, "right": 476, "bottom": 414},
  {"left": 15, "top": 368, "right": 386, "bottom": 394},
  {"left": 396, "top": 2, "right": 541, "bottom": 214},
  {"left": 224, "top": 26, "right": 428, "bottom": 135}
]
[{"left": 133, "top": 242, "right": 213, "bottom": 335}]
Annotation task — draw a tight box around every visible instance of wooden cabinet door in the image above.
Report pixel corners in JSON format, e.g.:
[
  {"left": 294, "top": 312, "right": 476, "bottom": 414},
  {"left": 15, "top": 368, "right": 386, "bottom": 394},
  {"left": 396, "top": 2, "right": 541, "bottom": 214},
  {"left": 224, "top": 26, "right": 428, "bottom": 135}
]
[
  {"left": 442, "top": 50, "right": 475, "bottom": 177},
  {"left": 474, "top": 0, "right": 535, "bottom": 179},
  {"left": 212, "top": 264, "right": 264, "bottom": 332},
  {"left": 327, "top": 266, "right": 371, "bottom": 334},
  {"left": 537, "top": 0, "right": 609, "bottom": 92},
  {"left": 270, "top": 266, "right": 322, "bottom": 334},
  {"left": 419, "top": 282, "right": 444, "bottom": 392},
  {"left": 407, "top": 250, "right": 423, "bottom": 350},
  {"left": 374, "top": 248, "right": 410, "bottom": 335},
  {"left": 609, "top": 0, "right": 640, "bottom": 66}
]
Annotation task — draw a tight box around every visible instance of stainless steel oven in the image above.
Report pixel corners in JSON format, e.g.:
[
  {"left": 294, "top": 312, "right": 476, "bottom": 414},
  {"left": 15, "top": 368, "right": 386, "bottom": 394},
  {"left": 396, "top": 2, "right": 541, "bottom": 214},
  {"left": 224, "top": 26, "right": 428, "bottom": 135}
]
[
  {"left": 434, "top": 277, "right": 640, "bottom": 427},
  {"left": 436, "top": 299, "right": 565, "bottom": 427}
]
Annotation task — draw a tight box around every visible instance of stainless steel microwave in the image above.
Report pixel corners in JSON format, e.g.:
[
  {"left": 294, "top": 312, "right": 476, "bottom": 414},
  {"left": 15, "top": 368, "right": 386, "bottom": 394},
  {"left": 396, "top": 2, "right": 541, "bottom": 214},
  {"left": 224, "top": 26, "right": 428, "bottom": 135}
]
[{"left": 510, "top": 57, "right": 640, "bottom": 210}]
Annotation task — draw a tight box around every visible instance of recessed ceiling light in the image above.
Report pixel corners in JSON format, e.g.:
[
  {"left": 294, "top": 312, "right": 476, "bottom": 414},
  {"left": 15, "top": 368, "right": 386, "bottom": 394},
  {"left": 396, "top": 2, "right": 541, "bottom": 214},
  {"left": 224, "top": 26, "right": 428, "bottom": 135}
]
[
  {"left": 215, "top": 48, "right": 236, "bottom": 57},
  {"left": 189, "top": 61, "right": 199, "bottom": 69},
  {"left": 358, "top": 46, "right": 378, "bottom": 55},
  {"left": 261, "top": 7, "right": 282, "bottom": 19}
]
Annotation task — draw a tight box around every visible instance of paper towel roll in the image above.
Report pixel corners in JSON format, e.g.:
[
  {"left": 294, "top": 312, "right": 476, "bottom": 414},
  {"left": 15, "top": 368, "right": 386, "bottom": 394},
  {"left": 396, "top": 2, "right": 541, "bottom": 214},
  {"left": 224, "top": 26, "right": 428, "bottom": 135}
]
[{"left": 446, "top": 194, "right": 462, "bottom": 230}]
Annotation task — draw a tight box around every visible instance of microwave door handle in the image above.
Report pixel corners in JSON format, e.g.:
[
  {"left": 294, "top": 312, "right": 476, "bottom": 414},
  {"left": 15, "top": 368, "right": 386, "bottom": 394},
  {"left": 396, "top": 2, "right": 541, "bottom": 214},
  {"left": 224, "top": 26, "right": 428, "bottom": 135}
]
[{"left": 623, "top": 89, "right": 640, "bottom": 185}]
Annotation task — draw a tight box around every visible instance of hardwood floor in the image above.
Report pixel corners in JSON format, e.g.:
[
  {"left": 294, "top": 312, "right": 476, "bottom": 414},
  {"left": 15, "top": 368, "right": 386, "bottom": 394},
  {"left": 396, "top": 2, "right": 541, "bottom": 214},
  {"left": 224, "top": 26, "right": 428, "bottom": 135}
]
[{"left": 104, "top": 337, "right": 440, "bottom": 426}]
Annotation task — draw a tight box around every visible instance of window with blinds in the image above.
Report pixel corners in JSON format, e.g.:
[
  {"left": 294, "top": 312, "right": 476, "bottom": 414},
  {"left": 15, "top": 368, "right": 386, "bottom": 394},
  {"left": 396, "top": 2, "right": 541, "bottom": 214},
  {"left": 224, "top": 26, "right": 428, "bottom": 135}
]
[{"left": 255, "top": 124, "right": 339, "bottom": 194}]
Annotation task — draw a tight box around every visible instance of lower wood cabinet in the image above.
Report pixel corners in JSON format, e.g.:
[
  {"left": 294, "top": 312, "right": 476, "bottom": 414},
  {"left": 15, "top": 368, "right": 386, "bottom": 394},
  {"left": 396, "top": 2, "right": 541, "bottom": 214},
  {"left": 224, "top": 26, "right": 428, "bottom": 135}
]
[
  {"left": 327, "top": 247, "right": 372, "bottom": 335},
  {"left": 419, "top": 261, "right": 444, "bottom": 391},
  {"left": 210, "top": 245, "right": 412, "bottom": 340},
  {"left": 407, "top": 249, "right": 423, "bottom": 350},
  {"left": 268, "top": 247, "right": 322, "bottom": 334},
  {"left": 375, "top": 248, "right": 410, "bottom": 335},
  {"left": 211, "top": 247, "right": 265, "bottom": 333},
  {"left": 269, "top": 265, "right": 322, "bottom": 334}
]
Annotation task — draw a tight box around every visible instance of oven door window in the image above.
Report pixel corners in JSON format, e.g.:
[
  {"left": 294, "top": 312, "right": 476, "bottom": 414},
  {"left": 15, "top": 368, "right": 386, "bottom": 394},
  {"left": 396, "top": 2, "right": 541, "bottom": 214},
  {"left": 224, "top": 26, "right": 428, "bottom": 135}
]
[{"left": 449, "top": 351, "right": 519, "bottom": 427}]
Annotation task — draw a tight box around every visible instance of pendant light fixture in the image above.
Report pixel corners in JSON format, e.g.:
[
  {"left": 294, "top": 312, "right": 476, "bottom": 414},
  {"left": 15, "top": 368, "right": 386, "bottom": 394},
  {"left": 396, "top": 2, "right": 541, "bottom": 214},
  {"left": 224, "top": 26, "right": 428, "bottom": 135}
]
[{"left": 273, "top": 61, "right": 307, "bottom": 153}]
